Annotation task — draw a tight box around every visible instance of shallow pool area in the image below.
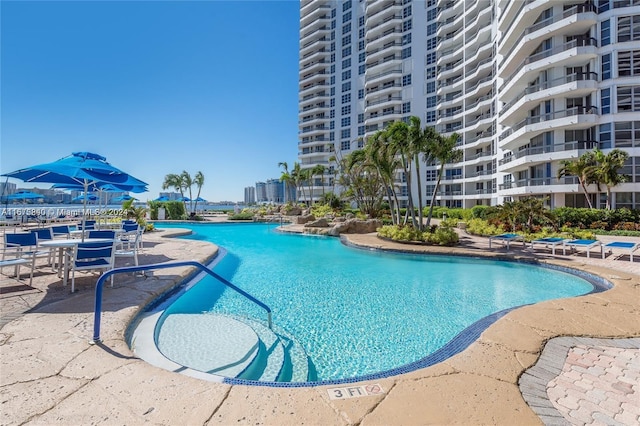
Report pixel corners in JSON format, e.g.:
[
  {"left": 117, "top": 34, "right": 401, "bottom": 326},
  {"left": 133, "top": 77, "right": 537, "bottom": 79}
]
[{"left": 138, "top": 223, "right": 603, "bottom": 385}]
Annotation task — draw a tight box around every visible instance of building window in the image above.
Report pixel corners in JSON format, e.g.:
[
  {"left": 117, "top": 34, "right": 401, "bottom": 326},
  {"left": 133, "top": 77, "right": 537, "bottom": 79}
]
[
  {"left": 617, "top": 86, "right": 640, "bottom": 111},
  {"left": 358, "top": 113, "right": 364, "bottom": 123},
  {"left": 598, "top": 0, "right": 610, "bottom": 13},
  {"left": 331, "top": 42, "right": 335, "bottom": 52},
  {"left": 599, "top": 123, "right": 612, "bottom": 149},
  {"left": 331, "top": 30, "right": 335, "bottom": 41},
  {"left": 330, "top": 64, "right": 335, "bottom": 74},
  {"left": 330, "top": 98, "right": 335, "bottom": 107},
  {"left": 341, "top": 117, "right": 351, "bottom": 127},
  {"left": 342, "top": 58, "right": 351, "bottom": 69},
  {"left": 427, "top": 22, "right": 437, "bottom": 36},
  {"left": 330, "top": 120, "right": 335, "bottom": 129},
  {"left": 358, "top": 126, "right": 365, "bottom": 136},
  {"left": 342, "top": 70, "right": 351, "bottom": 80},
  {"left": 358, "top": 16, "right": 364, "bottom": 27},
  {"left": 342, "top": 46, "right": 351, "bottom": 56},
  {"left": 601, "top": 19, "right": 611, "bottom": 46},
  {"left": 402, "top": 33, "right": 412, "bottom": 45},
  {"left": 426, "top": 96, "right": 437, "bottom": 108},
  {"left": 341, "top": 129, "right": 351, "bottom": 140},
  {"left": 602, "top": 88, "right": 611, "bottom": 114},
  {"left": 343, "top": 11, "right": 351, "bottom": 23},
  {"left": 331, "top": 20, "right": 336, "bottom": 30},
  {"left": 426, "top": 52, "right": 436, "bottom": 65},
  {"left": 402, "top": 19, "right": 412, "bottom": 32},
  {"left": 331, "top": 8, "right": 336, "bottom": 18},
  {"left": 358, "top": 89, "right": 364, "bottom": 100},
  {"left": 359, "top": 40, "right": 365, "bottom": 51},
  {"left": 427, "top": 8, "right": 436, "bottom": 21},
  {"left": 359, "top": 64, "right": 366, "bottom": 75},
  {"left": 330, "top": 53, "right": 335, "bottom": 62},
  {"left": 330, "top": 109, "right": 335, "bottom": 118},
  {"left": 403, "top": 5, "right": 412, "bottom": 18},
  {"left": 340, "top": 140, "right": 351, "bottom": 150},
  {"left": 426, "top": 37, "right": 437, "bottom": 50},
  {"left": 358, "top": 52, "right": 366, "bottom": 63},
  {"left": 618, "top": 15, "right": 640, "bottom": 42},
  {"left": 342, "top": 23, "right": 351, "bottom": 35},
  {"left": 615, "top": 121, "right": 640, "bottom": 147},
  {"left": 342, "top": 35, "right": 351, "bottom": 45},
  {"left": 402, "top": 102, "right": 411, "bottom": 114},
  {"left": 402, "top": 74, "right": 412, "bottom": 86},
  {"left": 426, "top": 81, "right": 436, "bottom": 93},
  {"left": 343, "top": 0, "right": 352, "bottom": 12},
  {"left": 602, "top": 53, "right": 612, "bottom": 79},
  {"left": 401, "top": 47, "right": 411, "bottom": 59},
  {"left": 341, "top": 105, "right": 351, "bottom": 115},
  {"left": 341, "top": 93, "right": 351, "bottom": 104},
  {"left": 330, "top": 132, "right": 335, "bottom": 141},
  {"left": 359, "top": 28, "right": 365, "bottom": 39},
  {"left": 342, "top": 82, "right": 351, "bottom": 92},
  {"left": 330, "top": 87, "right": 335, "bottom": 96},
  {"left": 426, "top": 66, "right": 436, "bottom": 79},
  {"left": 618, "top": 50, "right": 640, "bottom": 76},
  {"left": 426, "top": 111, "right": 436, "bottom": 123},
  {"left": 330, "top": 75, "right": 335, "bottom": 84}
]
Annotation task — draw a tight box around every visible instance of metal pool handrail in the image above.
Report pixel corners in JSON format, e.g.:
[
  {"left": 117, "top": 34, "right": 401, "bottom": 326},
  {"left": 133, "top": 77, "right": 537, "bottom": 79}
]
[{"left": 91, "top": 260, "right": 273, "bottom": 343}]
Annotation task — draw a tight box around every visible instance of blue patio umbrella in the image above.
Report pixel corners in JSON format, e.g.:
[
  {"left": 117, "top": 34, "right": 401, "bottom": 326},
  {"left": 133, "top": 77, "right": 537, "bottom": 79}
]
[
  {"left": 154, "top": 196, "right": 170, "bottom": 202},
  {"left": 3, "top": 152, "right": 147, "bottom": 240},
  {"left": 72, "top": 193, "right": 99, "bottom": 202},
  {"left": 177, "top": 196, "right": 191, "bottom": 202},
  {"left": 5, "top": 191, "right": 45, "bottom": 202},
  {"left": 112, "top": 194, "right": 137, "bottom": 203},
  {"left": 194, "top": 197, "right": 207, "bottom": 202}
]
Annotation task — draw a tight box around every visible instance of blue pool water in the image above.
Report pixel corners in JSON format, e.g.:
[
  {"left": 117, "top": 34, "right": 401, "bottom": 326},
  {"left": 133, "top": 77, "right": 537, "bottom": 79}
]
[{"left": 154, "top": 222, "right": 595, "bottom": 382}]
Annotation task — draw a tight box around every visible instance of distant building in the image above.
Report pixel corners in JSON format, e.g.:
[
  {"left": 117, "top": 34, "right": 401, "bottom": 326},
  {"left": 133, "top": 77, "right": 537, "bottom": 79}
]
[
  {"left": 0, "top": 182, "right": 17, "bottom": 197},
  {"left": 255, "top": 182, "right": 268, "bottom": 203},
  {"left": 159, "top": 192, "right": 182, "bottom": 201},
  {"left": 244, "top": 186, "right": 256, "bottom": 205},
  {"left": 265, "top": 179, "right": 285, "bottom": 203}
]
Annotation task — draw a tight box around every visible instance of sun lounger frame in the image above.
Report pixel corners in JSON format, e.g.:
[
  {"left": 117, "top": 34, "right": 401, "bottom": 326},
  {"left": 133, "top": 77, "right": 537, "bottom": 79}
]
[
  {"left": 488, "top": 233, "right": 525, "bottom": 251},
  {"left": 562, "top": 239, "right": 603, "bottom": 259},
  {"left": 530, "top": 238, "right": 566, "bottom": 255},
  {"left": 604, "top": 241, "right": 639, "bottom": 262}
]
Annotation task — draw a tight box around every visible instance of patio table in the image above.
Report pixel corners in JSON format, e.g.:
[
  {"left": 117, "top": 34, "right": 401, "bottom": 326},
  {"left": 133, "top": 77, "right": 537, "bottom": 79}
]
[{"left": 40, "top": 238, "right": 115, "bottom": 288}]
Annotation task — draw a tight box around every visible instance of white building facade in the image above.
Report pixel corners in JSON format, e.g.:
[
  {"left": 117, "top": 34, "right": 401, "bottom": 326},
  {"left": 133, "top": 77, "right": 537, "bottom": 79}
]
[{"left": 298, "top": 0, "right": 640, "bottom": 210}]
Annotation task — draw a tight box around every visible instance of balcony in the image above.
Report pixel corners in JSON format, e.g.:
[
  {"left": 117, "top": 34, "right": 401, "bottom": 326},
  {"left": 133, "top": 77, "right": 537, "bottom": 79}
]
[
  {"left": 300, "top": 37, "right": 329, "bottom": 56},
  {"left": 366, "top": 14, "right": 403, "bottom": 39},
  {"left": 498, "top": 176, "right": 580, "bottom": 193},
  {"left": 367, "top": 28, "right": 402, "bottom": 51},
  {"left": 366, "top": 54, "right": 403, "bottom": 73},
  {"left": 501, "top": 72, "right": 599, "bottom": 122},
  {"left": 366, "top": 81, "right": 402, "bottom": 97},
  {"left": 365, "top": 68, "right": 402, "bottom": 87},
  {"left": 366, "top": 1, "right": 402, "bottom": 20},
  {"left": 366, "top": 41, "right": 403, "bottom": 64},
  {"left": 500, "top": 3, "right": 597, "bottom": 73},
  {"left": 365, "top": 95, "right": 402, "bottom": 110},
  {"left": 501, "top": 37, "right": 598, "bottom": 94},
  {"left": 500, "top": 107, "right": 599, "bottom": 145},
  {"left": 498, "top": 141, "right": 598, "bottom": 171}
]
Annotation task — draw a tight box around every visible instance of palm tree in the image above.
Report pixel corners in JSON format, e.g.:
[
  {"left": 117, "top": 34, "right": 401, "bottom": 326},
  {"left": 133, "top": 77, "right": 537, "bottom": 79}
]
[
  {"left": 408, "top": 116, "right": 429, "bottom": 231},
  {"left": 181, "top": 170, "right": 194, "bottom": 214},
  {"left": 387, "top": 121, "right": 416, "bottom": 226},
  {"left": 425, "top": 132, "right": 462, "bottom": 227},
  {"left": 291, "top": 162, "right": 306, "bottom": 204},
  {"left": 278, "top": 162, "right": 296, "bottom": 203},
  {"left": 193, "top": 171, "right": 205, "bottom": 213},
  {"left": 162, "top": 173, "right": 187, "bottom": 216},
  {"left": 557, "top": 151, "right": 597, "bottom": 209},
  {"left": 366, "top": 130, "right": 402, "bottom": 225},
  {"left": 312, "top": 164, "right": 327, "bottom": 198},
  {"left": 589, "top": 148, "right": 630, "bottom": 209}
]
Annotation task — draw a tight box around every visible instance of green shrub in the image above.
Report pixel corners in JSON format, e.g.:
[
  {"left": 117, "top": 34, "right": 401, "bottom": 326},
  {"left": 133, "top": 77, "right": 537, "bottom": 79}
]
[
  {"left": 424, "top": 226, "right": 459, "bottom": 246},
  {"left": 470, "top": 205, "right": 490, "bottom": 219},
  {"left": 228, "top": 212, "right": 254, "bottom": 221},
  {"left": 465, "top": 218, "right": 505, "bottom": 236},
  {"left": 310, "top": 204, "right": 333, "bottom": 218},
  {"left": 377, "top": 225, "right": 422, "bottom": 242}
]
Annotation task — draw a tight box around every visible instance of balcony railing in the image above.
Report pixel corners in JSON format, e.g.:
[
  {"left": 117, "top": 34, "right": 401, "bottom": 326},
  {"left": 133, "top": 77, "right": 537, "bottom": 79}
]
[
  {"left": 499, "top": 176, "right": 580, "bottom": 190},
  {"left": 366, "top": 96, "right": 402, "bottom": 107},
  {"left": 502, "top": 72, "right": 598, "bottom": 113},
  {"left": 500, "top": 106, "right": 599, "bottom": 141},
  {"left": 500, "top": 3, "right": 597, "bottom": 68},
  {"left": 502, "top": 37, "right": 598, "bottom": 89},
  {"left": 498, "top": 140, "right": 599, "bottom": 165}
]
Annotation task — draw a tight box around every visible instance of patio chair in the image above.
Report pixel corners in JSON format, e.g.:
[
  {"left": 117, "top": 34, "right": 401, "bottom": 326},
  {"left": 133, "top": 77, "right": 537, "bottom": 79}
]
[
  {"left": 119, "top": 223, "right": 140, "bottom": 250},
  {"left": 529, "top": 237, "right": 567, "bottom": 256},
  {"left": 488, "top": 233, "right": 525, "bottom": 250},
  {"left": 77, "top": 220, "right": 96, "bottom": 231},
  {"left": 0, "top": 246, "right": 35, "bottom": 285},
  {"left": 87, "top": 230, "right": 117, "bottom": 240},
  {"left": 4, "top": 232, "right": 51, "bottom": 270},
  {"left": 66, "top": 241, "right": 116, "bottom": 292},
  {"left": 29, "top": 228, "right": 56, "bottom": 268},
  {"left": 562, "top": 239, "right": 603, "bottom": 259},
  {"left": 115, "top": 228, "right": 142, "bottom": 272},
  {"left": 603, "top": 241, "right": 639, "bottom": 262},
  {"left": 51, "top": 225, "right": 72, "bottom": 239}
]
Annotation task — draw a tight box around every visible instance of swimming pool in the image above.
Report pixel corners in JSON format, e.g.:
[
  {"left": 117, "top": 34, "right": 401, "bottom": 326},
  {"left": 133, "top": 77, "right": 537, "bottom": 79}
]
[{"left": 136, "top": 222, "right": 602, "bottom": 385}]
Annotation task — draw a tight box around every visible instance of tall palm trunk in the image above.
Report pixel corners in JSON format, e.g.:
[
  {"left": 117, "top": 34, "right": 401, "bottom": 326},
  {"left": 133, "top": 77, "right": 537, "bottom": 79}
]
[
  {"left": 414, "top": 155, "right": 424, "bottom": 231},
  {"left": 578, "top": 178, "right": 594, "bottom": 209},
  {"left": 426, "top": 164, "right": 444, "bottom": 227}
]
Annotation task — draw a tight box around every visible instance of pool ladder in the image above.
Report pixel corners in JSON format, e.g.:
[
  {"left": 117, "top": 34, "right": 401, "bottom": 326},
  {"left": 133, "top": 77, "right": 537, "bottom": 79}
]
[{"left": 91, "top": 260, "right": 272, "bottom": 343}]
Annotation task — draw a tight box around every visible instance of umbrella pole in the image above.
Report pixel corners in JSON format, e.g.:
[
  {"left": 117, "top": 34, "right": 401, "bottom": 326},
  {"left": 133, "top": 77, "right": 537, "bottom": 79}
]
[{"left": 82, "top": 180, "right": 88, "bottom": 242}]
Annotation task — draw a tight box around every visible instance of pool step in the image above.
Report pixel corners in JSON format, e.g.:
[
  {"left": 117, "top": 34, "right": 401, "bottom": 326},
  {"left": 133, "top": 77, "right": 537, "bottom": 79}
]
[
  {"left": 157, "top": 313, "right": 260, "bottom": 378},
  {"left": 220, "top": 314, "right": 311, "bottom": 383}
]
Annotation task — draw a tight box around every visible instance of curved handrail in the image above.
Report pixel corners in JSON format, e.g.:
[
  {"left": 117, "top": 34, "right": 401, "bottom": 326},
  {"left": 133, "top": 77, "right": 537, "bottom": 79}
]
[{"left": 91, "top": 260, "right": 272, "bottom": 343}]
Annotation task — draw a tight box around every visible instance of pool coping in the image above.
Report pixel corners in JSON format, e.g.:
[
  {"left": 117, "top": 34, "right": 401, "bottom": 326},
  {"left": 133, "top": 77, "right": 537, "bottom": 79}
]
[{"left": 2, "top": 224, "right": 639, "bottom": 425}]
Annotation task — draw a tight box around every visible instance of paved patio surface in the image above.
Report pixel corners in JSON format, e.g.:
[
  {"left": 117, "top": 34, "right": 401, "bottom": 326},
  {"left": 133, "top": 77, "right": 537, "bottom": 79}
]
[{"left": 1, "top": 222, "right": 638, "bottom": 425}]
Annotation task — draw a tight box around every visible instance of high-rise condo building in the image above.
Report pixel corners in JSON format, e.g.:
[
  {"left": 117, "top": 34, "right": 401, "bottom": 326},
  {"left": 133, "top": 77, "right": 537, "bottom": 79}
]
[{"left": 298, "top": 0, "right": 640, "bottom": 210}]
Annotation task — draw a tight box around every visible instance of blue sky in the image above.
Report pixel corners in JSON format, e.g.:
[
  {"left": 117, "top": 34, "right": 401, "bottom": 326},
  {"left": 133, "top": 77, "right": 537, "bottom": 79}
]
[{"left": 1, "top": 0, "right": 300, "bottom": 202}]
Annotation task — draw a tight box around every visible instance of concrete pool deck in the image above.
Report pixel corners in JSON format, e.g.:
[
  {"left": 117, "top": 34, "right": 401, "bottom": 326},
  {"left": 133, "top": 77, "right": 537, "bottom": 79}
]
[{"left": 1, "top": 223, "right": 638, "bottom": 425}]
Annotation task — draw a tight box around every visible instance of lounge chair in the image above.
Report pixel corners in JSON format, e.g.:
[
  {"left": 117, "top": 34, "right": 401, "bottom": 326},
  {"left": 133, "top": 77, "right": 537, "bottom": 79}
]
[
  {"left": 604, "top": 241, "right": 639, "bottom": 262},
  {"left": 488, "top": 233, "right": 524, "bottom": 250},
  {"left": 562, "top": 239, "right": 603, "bottom": 258},
  {"left": 530, "top": 237, "right": 566, "bottom": 256}
]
